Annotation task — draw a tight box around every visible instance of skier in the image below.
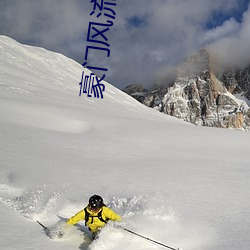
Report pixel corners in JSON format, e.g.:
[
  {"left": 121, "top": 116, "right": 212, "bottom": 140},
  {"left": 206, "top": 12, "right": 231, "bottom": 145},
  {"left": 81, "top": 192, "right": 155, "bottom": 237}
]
[{"left": 67, "top": 194, "right": 122, "bottom": 239}]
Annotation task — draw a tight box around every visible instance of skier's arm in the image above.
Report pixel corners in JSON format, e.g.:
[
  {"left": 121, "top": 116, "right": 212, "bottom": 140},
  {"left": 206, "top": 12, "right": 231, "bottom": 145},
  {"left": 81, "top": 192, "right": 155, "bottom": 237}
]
[
  {"left": 104, "top": 207, "right": 122, "bottom": 222},
  {"left": 67, "top": 209, "right": 85, "bottom": 225}
]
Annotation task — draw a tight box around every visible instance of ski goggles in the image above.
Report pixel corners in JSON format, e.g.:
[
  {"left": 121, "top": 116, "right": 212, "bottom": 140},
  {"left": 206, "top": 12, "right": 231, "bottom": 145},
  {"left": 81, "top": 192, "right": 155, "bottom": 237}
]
[{"left": 89, "top": 204, "right": 101, "bottom": 212}]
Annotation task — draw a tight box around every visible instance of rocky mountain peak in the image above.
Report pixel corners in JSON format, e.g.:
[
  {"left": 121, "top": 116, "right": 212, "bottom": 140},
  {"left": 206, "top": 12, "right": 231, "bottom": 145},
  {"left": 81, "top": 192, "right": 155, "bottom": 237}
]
[
  {"left": 177, "top": 49, "right": 210, "bottom": 78},
  {"left": 123, "top": 49, "right": 250, "bottom": 130}
]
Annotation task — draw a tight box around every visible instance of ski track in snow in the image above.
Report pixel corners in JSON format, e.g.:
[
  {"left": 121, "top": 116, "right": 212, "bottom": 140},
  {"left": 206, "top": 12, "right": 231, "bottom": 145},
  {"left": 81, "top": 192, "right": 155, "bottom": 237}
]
[{"left": 0, "top": 99, "right": 91, "bottom": 134}]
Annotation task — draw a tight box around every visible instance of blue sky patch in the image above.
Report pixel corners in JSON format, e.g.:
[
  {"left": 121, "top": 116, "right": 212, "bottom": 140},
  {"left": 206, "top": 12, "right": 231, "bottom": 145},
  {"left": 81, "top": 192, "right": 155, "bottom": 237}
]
[
  {"left": 206, "top": 0, "right": 249, "bottom": 29},
  {"left": 127, "top": 15, "right": 147, "bottom": 28}
]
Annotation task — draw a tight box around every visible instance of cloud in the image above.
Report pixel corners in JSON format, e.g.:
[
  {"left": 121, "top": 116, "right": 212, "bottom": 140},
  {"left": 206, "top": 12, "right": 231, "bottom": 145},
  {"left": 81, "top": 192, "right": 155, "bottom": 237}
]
[
  {"left": 200, "top": 18, "right": 240, "bottom": 45},
  {"left": 209, "top": 4, "right": 250, "bottom": 69},
  {"left": 0, "top": 0, "right": 91, "bottom": 59},
  {"left": 107, "top": 0, "right": 249, "bottom": 88},
  {"left": 0, "top": 0, "right": 249, "bottom": 89}
]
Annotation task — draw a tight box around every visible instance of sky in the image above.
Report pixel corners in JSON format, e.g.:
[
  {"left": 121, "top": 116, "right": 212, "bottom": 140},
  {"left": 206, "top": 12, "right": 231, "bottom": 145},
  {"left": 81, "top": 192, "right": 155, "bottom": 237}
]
[{"left": 0, "top": 0, "right": 249, "bottom": 89}]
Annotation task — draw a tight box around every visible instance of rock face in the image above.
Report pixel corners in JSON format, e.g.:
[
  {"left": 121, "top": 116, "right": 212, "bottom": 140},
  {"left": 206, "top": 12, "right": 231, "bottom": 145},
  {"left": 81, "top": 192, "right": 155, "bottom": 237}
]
[
  {"left": 123, "top": 49, "right": 250, "bottom": 130},
  {"left": 218, "top": 66, "right": 250, "bottom": 100},
  {"left": 123, "top": 84, "right": 147, "bottom": 103}
]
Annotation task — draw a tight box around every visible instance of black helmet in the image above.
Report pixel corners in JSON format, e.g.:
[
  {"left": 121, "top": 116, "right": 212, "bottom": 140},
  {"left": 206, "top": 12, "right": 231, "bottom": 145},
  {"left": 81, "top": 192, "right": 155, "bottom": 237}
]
[{"left": 89, "top": 195, "right": 104, "bottom": 210}]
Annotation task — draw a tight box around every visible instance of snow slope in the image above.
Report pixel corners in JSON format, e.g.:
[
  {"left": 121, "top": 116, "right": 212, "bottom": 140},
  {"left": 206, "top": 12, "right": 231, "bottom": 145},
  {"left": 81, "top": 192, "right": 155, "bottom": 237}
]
[{"left": 0, "top": 35, "right": 250, "bottom": 250}]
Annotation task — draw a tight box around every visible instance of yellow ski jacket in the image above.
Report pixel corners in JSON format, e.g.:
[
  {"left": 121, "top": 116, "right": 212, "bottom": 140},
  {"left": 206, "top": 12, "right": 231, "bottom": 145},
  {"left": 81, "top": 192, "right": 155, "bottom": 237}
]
[{"left": 67, "top": 206, "right": 121, "bottom": 233}]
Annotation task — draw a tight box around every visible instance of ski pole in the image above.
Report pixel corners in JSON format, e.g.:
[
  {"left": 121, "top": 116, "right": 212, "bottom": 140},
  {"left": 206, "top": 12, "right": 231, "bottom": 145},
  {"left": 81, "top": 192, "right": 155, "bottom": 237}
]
[
  {"left": 37, "top": 220, "right": 48, "bottom": 231},
  {"left": 122, "top": 227, "right": 180, "bottom": 250}
]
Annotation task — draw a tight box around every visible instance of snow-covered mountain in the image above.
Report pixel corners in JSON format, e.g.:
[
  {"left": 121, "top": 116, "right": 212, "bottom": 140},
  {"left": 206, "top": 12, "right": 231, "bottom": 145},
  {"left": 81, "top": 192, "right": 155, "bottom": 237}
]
[
  {"left": 1, "top": 36, "right": 250, "bottom": 250},
  {"left": 124, "top": 49, "right": 250, "bottom": 130}
]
